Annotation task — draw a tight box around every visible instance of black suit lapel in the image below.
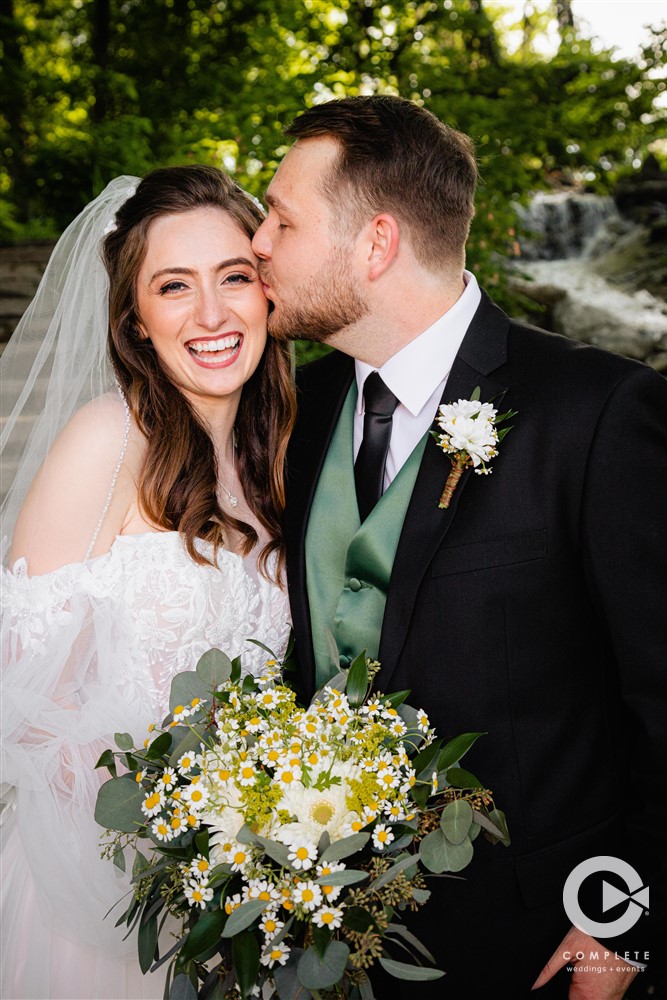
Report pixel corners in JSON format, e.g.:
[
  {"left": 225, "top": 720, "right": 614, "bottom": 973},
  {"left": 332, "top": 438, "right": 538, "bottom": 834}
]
[{"left": 378, "top": 292, "right": 510, "bottom": 689}]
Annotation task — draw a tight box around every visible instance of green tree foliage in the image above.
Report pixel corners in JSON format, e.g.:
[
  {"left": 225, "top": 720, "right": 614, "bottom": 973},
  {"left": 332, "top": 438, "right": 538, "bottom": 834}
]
[{"left": 2, "top": 0, "right": 665, "bottom": 328}]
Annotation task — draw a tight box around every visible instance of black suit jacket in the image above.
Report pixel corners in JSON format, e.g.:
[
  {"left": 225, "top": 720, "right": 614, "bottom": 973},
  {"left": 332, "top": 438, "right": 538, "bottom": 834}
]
[{"left": 284, "top": 292, "right": 667, "bottom": 997}]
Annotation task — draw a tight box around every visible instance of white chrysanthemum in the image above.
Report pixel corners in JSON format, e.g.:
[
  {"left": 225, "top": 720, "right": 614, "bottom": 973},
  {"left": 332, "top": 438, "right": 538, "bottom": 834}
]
[
  {"left": 199, "top": 780, "right": 245, "bottom": 847},
  {"left": 436, "top": 412, "right": 499, "bottom": 468},
  {"left": 372, "top": 823, "right": 395, "bottom": 850},
  {"left": 223, "top": 891, "right": 243, "bottom": 916},
  {"left": 228, "top": 844, "right": 252, "bottom": 872},
  {"left": 141, "top": 789, "right": 165, "bottom": 818},
  {"left": 286, "top": 842, "right": 318, "bottom": 871},
  {"left": 293, "top": 880, "right": 323, "bottom": 911},
  {"left": 189, "top": 854, "right": 211, "bottom": 879},
  {"left": 184, "top": 880, "right": 213, "bottom": 909},
  {"left": 417, "top": 710, "right": 430, "bottom": 733},
  {"left": 151, "top": 818, "right": 174, "bottom": 842},
  {"left": 437, "top": 398, "right": 496, "bottom": 423},
  {"left": 256, "top": 689, "right": 280, "bottom": 710},
  {"left": 158, "top": 767, "right": 177, "bottom": 790},
  {"left": 316, "top": 861, "right": 345, "bottom": 902},
  {"left": 313, "top": 905, "right": 343, "bottom": 929},
  {"left": 182, "top": 783, "right": 210, "bottom": 810},
  {"left": 260, "top": 940, "right": 290, "bottom": 968},
  {"left": 260, "top": 914, "right": 284, "bottom": 938},
  {"left": 237, "top": 763, "right": 258, "bottom": 787},
  {"left": 244, "top": 879, "right": 282, "bottom": 906},
  {"left": 176, "top": 751, "right": 201, "bottom": 775},
  {"left": 341, "top": 816, "right": 367, "bottom": 837}
]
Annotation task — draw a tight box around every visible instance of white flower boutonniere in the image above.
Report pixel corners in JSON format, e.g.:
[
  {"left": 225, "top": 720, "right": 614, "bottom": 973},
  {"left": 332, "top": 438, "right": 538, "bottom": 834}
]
[{"left": 431, "top": 387, "right": 517, "bottom": 509}]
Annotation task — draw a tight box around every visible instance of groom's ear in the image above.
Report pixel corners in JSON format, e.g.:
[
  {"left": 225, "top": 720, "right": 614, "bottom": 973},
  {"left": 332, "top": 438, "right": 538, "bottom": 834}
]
[{"left": 364, "top": 214, "right": 400, "bottom": 281}]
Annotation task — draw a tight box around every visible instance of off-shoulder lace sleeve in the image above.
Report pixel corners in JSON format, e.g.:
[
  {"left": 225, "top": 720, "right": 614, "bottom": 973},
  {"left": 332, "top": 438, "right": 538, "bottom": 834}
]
[{"left": 0, "top": 558, "right": 153, "bottom": 954}]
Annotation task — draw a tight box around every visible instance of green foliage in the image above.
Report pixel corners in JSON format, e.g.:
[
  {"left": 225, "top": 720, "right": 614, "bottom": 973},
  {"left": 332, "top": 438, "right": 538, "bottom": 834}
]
[{"left": 4, "top": 0, "right": 664, "bottom": 319}]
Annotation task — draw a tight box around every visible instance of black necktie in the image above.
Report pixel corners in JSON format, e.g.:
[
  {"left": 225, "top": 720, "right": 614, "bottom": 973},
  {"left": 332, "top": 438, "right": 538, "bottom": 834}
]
[{"left": 354, "top": 371, "right": 400, "bottom": 523}]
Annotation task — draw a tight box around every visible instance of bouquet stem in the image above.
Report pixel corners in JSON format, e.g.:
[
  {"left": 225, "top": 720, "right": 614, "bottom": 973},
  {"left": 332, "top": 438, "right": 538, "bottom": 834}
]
[{"left": 438, "top": 458, "right": 466, "bottom": 508}]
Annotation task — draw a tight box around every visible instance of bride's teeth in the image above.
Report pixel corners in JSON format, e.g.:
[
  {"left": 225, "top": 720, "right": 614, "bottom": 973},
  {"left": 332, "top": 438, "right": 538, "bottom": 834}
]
[{"left": 189, "top": 335, "right": 240, "bottom": 353}]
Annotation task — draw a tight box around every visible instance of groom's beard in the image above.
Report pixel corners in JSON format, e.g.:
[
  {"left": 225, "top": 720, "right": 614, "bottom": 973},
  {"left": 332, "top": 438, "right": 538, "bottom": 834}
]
[{"left": 259, "top": 246, "right": 369, "bottom": 343}]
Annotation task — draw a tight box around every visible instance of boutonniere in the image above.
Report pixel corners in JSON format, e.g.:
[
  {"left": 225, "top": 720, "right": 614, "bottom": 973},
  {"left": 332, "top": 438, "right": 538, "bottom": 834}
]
[{"left": 431, "top": 387, "right": 517, "bottom": 509}]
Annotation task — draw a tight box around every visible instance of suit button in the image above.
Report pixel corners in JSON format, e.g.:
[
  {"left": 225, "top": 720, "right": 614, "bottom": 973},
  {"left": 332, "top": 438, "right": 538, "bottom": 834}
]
[{"left": 348, "top": 577, "right": 362, "bottom": 592}]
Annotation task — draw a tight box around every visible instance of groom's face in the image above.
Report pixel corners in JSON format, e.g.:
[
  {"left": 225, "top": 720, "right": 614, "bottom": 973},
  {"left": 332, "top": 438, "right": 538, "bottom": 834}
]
[{"left": 252, "top": 137, "right": 368, "bottom": 342}]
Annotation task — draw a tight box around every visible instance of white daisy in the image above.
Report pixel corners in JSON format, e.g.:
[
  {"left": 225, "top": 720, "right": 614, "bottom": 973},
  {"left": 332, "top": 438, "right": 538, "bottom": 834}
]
[
  {"left": 292, "top": 881, "right": 323, "bottom": 912},
  {"left": 260, "top": 940, "right": 290, "bottom": 968},
  {"left": 184, "top": 880, "right": 213, "bottom": 909},
  {"left": 313, "top": 905, "right": 343, "bottom": 930},
  {"left": 372, "top": 823, "right": 395, "bottom": 850},
  {"left": 287, "top": 842, "right": 317, "bottom": 871}
]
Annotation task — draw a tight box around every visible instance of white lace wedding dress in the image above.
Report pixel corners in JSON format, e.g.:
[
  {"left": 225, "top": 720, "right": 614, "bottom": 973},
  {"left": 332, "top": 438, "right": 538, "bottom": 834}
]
[{"left": 0, "top": 531, "right": 292, "bottom": 1000}]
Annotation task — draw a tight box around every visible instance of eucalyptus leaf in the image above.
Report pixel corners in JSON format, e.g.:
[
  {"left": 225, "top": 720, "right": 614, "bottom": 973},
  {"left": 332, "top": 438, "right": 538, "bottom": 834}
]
[
  {"left": 273, "top": 949, "right": 313, "bottom": 1000},
  {"left": 318, "top": 670, "right": 349, "bottom": 699},
  {"left": 315, "top": 869, "right": 368, "bottom": 887},
  {"left": 221, "top": 897, "right": 267, "bottom": 937},
  {"left": 346, "top": 651, "right": 368, "bottom": 707},
  {"left": 358, "top": 973, "right": 376, "bottom": 1000},
  {"left": 297, "top": 940, "right": 350, "bottom": 990},
  {"left": 437, "top": 732, "right": 486, "bottom": 770},
  {"left": 114, "top": 731, "right": 135, "bottom": 751},
  {"left": 378, "top": 957, "right": 444, "bottom": 981},
  {"left": 169, "top": 974, "right": 198, "bottom": 1000},
  {"left": 169, "top": 670, "right": 208, "bottom": 715},
  {"left": 168, "top": 725, "right": 206, "bottom": 766},
  {"left": 95, "top": 774, "right": 146, "bottom": 833},
  {"left": 254, "top": 833, "right": 291, "bottom": 868},
  {"left": 196, "top": 647, "right": 232, "bottom": 689},
  {"left": 440, "top": 799, "right": 473, "bottom": 844},
  {"left": 385, "top": 923, "right": 437, "bottom": 963},
  {"left": 368, "top": 854, "right": 419, "bottom": 890},
  {"left": 113, "top": 842, "right": 126, "bottom": 873},
  {"left": 95, "top": 749, "right": 117, "bottom": 775},
  {"left": 486, "top": 808, "right": 511, "bottom": 846},
  {"left": 232, "top": 930, "right": 261, "bottom": 999},
  {"left": 320, "top": 831, "right": 370, "bottom": 863},
  {"left": 396, "top": 702, "right": 420, "bottom": 730},
  {"left": 420, "top": 828, "right": 474, "bottom": 873},
  {"left": 411, "top": 888, "right": 431, "bottom": 904}
]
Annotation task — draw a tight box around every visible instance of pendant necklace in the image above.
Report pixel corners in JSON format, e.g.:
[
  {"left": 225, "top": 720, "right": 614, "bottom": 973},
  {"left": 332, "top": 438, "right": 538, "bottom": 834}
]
[{"left": 220, "top": 432, "right": 239, "bottom": 508}]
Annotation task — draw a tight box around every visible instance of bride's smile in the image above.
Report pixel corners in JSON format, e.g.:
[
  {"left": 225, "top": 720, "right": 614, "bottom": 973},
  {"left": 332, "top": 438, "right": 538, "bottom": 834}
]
[{"left": 135, "top": 205, "right": 269, "bottom": 415}]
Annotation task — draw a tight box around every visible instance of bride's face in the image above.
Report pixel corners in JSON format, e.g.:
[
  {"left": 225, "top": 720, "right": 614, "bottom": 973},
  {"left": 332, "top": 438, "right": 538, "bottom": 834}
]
[{"left": 135, "top": 206, "right": 268, "bottom": 414}]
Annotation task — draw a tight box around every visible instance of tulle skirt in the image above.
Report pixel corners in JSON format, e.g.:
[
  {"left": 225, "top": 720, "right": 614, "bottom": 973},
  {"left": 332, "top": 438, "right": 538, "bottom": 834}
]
[{"left": 1, "top": 809, "right": 166, "bottom": 1000}]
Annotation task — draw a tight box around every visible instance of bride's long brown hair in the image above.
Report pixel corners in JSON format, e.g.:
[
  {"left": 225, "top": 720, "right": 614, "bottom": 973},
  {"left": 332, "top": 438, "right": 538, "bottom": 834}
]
[{"left": 102, "top": 165, "right": 295, "bottom": 579}]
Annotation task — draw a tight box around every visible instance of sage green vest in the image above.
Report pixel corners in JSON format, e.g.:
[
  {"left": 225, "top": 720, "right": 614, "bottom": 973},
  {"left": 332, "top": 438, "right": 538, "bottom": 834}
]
[{"left": 305, "top": 383, "right": 428, "bottom": 689}]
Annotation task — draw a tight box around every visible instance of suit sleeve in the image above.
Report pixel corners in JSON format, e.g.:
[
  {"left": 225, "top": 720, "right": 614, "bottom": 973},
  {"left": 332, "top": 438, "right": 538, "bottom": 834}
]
[{"left": 580, "top": 364, "right": 667, "bottom": 955}]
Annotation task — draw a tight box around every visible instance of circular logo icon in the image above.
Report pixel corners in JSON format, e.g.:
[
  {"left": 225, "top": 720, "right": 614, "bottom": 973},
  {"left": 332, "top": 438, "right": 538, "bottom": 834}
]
[{"left": 563, "top": 856, "right": 649, "bottom": 938}]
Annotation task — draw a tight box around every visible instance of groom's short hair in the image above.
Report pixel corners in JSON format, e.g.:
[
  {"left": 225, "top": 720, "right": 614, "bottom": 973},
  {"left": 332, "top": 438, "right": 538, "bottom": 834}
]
[{"left": 284, "top": 94, "right": 477, "bottom": 271}]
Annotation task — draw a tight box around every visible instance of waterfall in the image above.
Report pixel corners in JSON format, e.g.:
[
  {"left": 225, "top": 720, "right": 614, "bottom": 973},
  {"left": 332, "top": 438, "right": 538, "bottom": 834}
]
[{"left": 510, "top": 191, "right": 667, "bottom": 370}]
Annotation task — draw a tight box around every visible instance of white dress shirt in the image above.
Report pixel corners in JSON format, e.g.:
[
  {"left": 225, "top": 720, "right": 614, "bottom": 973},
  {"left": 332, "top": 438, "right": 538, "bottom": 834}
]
[{"left": 354, "top": 270, "right": 482, "bottom": 489}]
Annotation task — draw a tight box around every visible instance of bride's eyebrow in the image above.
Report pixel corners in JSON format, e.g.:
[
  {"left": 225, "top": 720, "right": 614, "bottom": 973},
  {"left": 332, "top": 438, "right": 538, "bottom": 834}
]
[{"left": 149, "top": 258, "right": 257, "bottom": 282}]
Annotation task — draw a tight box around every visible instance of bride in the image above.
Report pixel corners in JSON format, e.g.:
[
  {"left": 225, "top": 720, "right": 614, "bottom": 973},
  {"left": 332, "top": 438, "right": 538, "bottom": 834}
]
[{"left": 0, "top": 166, "right": 295, "bottom": 998}]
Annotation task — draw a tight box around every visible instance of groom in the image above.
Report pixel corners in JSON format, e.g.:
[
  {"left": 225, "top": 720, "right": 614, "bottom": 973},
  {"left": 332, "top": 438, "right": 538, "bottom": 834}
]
[{"left": 251, "top": 96, "right": 667, "bottom": 998}]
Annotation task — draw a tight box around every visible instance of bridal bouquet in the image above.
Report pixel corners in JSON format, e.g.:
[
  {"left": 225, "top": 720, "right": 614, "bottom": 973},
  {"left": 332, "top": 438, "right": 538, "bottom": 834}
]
[{"left": 95, "top": 643, "right": 509, "bottom": 999}]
